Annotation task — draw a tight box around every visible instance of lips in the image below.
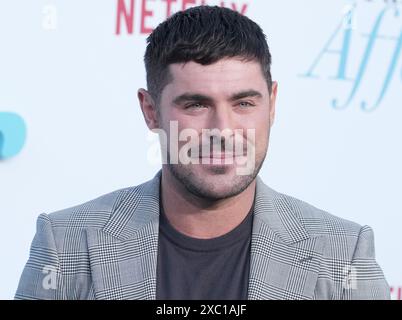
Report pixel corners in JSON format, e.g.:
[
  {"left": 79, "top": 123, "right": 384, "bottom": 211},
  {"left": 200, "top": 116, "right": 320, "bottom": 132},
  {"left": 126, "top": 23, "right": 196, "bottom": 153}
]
[
  {"left": 199, "top": 152, "right": 248, "bottom": 160},
  {"left": 202, "top": 153, "right": 235, "bottom": 159},
  {"left": 187, "top": 148, "right": 247, "bottom": 160}
]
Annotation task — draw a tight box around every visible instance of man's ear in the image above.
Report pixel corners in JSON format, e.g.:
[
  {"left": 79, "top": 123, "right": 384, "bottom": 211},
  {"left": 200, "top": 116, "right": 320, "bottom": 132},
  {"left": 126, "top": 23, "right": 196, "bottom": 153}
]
[
  {"left": 138, "top": 89, "right": 159, "bottom": 130},
  {"left": 269, "top": 81, "right": 278, "bottom": 128}
]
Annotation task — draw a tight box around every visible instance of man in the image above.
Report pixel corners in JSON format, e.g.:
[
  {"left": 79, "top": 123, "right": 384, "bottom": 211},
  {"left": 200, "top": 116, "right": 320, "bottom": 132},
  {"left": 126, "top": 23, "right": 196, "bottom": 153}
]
[{"left": 16, "top": 6, "right": 390, "bottom": 300}]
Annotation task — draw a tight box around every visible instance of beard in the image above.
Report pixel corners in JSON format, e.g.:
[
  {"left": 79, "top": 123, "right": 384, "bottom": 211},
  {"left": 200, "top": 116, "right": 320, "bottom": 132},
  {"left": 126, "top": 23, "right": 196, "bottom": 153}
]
[{"left": 166, "top": 148, "right": 267, "bottom": 201}]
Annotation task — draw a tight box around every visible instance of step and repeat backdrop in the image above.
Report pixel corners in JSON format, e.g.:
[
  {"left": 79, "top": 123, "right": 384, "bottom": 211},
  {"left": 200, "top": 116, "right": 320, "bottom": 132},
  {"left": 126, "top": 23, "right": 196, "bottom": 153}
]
[{"left": 0, "top": 0, "right": 401, "bottom": 299}]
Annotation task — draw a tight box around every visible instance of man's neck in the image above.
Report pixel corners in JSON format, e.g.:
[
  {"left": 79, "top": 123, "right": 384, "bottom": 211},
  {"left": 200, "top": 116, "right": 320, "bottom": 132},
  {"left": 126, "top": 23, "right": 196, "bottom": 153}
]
[{"left": 160, "top": 169, "right": 256, "bottom": 239}]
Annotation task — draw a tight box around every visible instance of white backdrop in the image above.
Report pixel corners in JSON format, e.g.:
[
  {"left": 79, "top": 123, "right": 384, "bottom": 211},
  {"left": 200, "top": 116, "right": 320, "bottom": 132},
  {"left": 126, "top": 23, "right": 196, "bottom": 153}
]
[{"left": 0, "top": 0, "right": 401, "bottom": 299}]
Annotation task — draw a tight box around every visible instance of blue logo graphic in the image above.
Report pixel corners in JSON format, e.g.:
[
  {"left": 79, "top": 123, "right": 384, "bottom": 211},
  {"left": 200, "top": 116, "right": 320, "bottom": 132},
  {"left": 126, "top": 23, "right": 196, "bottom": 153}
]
[
  {"left": 301, "top": 2, "right": 402, "bottom": 112},
  {"left": 0, "top": 112, "right": 27, "bottom": 160}
]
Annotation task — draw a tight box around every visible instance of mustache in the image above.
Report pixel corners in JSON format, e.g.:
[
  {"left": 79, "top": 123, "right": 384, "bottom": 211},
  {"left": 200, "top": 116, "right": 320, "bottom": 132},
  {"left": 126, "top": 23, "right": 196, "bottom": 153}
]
[{"left": 187, "top": 138, "right": 253, "bottom": 157}]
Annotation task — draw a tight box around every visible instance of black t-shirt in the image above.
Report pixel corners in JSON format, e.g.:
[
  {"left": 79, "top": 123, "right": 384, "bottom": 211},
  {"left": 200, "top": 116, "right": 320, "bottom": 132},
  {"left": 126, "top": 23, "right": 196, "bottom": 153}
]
[{"left": 156, "top": 200, "right": 254, "bottom": 300}]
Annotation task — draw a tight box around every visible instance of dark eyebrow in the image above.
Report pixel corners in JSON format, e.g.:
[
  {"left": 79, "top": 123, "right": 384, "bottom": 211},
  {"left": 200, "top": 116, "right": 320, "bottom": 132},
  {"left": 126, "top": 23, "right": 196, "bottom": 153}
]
[
  {"left": 173, "top": 90, "right": 263, "bottom": 105},
  {"left": 172, "top": 94, "right": 214, "bottom": 105},
  {"left": 229, "top": 90, "right": 263, "bottom": 101}
]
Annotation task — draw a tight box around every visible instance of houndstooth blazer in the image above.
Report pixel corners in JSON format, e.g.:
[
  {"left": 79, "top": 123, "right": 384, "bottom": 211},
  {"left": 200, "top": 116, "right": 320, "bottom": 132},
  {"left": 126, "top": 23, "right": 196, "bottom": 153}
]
[{"left": 15, "top": 170, "right": 390, "bottom": 300}]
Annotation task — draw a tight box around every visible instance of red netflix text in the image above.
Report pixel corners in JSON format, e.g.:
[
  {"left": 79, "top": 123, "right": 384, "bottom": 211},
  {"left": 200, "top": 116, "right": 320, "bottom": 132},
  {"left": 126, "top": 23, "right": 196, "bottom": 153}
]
[{"left": 115, "top": 0, "right": 249, "bottom": 35}]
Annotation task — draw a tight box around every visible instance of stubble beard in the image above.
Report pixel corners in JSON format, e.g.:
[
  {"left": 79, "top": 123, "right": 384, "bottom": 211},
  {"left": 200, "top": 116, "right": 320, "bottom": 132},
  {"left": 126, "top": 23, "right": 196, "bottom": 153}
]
[{"left": 166, "top": 149, "right": 267, "bottom": 201}]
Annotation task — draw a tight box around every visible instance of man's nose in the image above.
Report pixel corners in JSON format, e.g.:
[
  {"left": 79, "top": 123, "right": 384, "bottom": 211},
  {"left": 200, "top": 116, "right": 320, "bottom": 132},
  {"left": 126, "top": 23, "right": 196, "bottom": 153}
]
[
  {"left": 204, "top": 106, "right": 239, "bottom": 153},
  {"left": 209, "top": 106, "right": 234, "bottom": 131}
]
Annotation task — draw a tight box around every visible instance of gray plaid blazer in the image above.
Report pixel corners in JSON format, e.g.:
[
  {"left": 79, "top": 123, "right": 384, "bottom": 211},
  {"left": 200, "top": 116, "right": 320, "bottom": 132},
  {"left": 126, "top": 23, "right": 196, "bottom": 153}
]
[{"left": 15, "top": 170, "right": 390, "bottom": 300}]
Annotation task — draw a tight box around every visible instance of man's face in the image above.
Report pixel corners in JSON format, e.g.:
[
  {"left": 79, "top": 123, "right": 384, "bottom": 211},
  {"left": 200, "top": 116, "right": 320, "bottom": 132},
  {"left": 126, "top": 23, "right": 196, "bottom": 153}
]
[{"left": 147, "top": 58, "right": 277, "bottom": 200}]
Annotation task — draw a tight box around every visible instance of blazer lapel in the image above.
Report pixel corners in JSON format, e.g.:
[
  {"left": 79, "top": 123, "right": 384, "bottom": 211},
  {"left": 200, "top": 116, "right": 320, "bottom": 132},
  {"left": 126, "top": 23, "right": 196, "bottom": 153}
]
[
  {"left": 86, "top": 171, "right": 161, "bottom": 300},
  {"left": 248, "top": 177, "right": 325, "bottom": 300},
  {"left": 86, "top": 170, "right": 324, "bottom": 300}
]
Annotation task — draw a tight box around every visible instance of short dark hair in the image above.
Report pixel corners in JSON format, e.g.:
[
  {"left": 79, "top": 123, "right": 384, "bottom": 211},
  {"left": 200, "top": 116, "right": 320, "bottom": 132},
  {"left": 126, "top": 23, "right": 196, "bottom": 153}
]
[{"left": 144, "top": 6, "right": 272, "bottom": 105}]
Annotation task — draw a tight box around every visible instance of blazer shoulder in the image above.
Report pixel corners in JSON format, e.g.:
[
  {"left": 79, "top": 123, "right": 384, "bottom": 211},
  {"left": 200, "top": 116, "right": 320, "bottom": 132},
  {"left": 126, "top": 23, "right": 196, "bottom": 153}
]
[
  {"left": 273, "top": 189, "right": 363, "bottom": 238},
  {"left": 45, "top": 185, "right": 138, "bottom": 229}
]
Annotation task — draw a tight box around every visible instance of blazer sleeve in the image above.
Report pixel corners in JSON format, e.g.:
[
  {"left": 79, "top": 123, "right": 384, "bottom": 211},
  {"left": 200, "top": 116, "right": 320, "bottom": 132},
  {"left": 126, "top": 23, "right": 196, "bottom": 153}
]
[
  {"left": 15, "top": 213, "right": 65, "bottom": 300},
  {"left": 342, "top": 225, "right": 391, "bottom": 300}
]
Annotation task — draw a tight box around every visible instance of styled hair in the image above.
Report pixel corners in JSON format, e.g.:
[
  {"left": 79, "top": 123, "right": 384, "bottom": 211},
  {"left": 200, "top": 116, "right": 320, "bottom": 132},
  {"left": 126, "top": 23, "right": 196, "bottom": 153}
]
[{"left": 144, "top": 5, "right": 272, "bottom": 105}]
